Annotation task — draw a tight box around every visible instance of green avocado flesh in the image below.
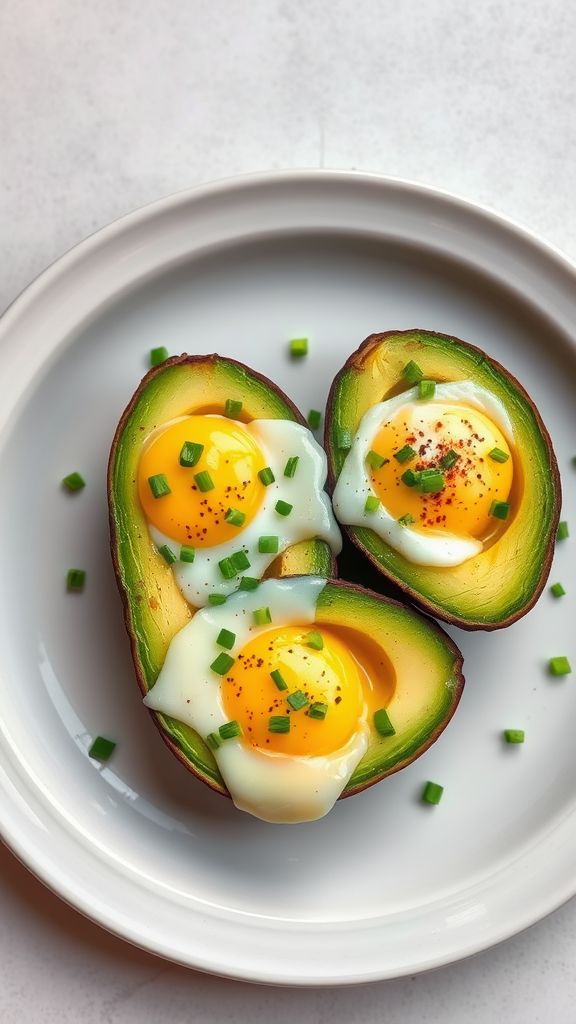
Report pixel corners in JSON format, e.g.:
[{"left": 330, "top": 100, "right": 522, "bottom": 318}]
[
  {"left": 326, "top": 330, "right": 561, "bottom": 630},
  {"left": 108, "top": 355, "right": 335, "bottom": 790}
]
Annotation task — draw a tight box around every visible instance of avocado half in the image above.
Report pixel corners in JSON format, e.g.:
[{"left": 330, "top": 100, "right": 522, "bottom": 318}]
[
  {"left": 325, "top": 329, "right": 561, "bottom": 630},
  {"left": 108, "top": 354, "right": 335, "bottom": 788}
]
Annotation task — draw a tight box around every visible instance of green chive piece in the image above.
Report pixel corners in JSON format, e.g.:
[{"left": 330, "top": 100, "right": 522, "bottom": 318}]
[
  {"left": 62, "top": 471, "right": 86, "bottom": 492},
  {"left": 422, "top": 781, "right": 443, "bottom": 805},
  {"left": 365, "top": 495, "right": 380, "bottom": 513},
  {"left": 488, "top": 447, "right": 510, "bottom": 464},
  {"left": 66, "top": 568, "right": 86, "bottom": 592},
  {"left": 179, "top": 441, "right": 204, "bottom": 468},
  {"left": 417, "top": 379, "right": 436, "bottom": 400},
  {"left": 401, "top": 468, "right": 421, "bottom": 488},
  {"left": 88, "top": 736, "right": 116, "bottom": 761},
  {"left": 217, "top": 628, "right": 236, "bottom": 650},
  {"left": 231, "top": 550, "right": 251, "bottom": 572},
  {"left": 218, "top": 557, "right": 237, "bottom": 580},
  {"left": 504, "top": 729, "right": 525, "bottom": 744},
  {"left": 284, "top": 456, "right": 299, "bottom": 477},
  {"left": 148, "top": 473, "right": 171, "bottom": 498},
  {"left": 158, "top": 543, "right": 177, "bottom": 565},
  {"left": 440, "top": 449, "right": 460, "bottom": 470},
  {"left": 289, "top": 337, "right": 308, "bottom": 358},
  {"left": 253, "top": 607, "right": 272, "bottom": 626},
  {"left": 335, "top": 428, "right": 353, "bottom": 451},
  {"left": 208, "top": 593, "right": 227, "bottom": 605},
  {"left": 557, "top": 520, "right": 569, "bottom": 541},
  {"left": 549, "top": 656, "right": 572, "bottom": 677},
  {"left": 180, "top": 545, "right": 195, "bottom": 563},
  {"left": 269, "top": 715, "right": 291, "bottom": 733},
  {"left": 239, "top": 576, "right": 259, "bottom": 591},
  {"left": 394, "top": 445, "right": 417, "bottom": 464},
  {"left": 308, "top": 702, "right": 328, "bottom": 720},
  {"left": 308, "top": 409, "right": 322, "bottom": 430},
  {"left": 287, "top": 690, "right": 309, "bottom": 711},
  {"left": 258, "top": 535, "right": 279, "bottom": 554},
  {"left": 206, "top": 731, "right": 222, "bottom": 750},
  {"left": 403, "top": 360, "right": 424, "bottom": 385},
  {"left": 150, "top": 346, "right": 169, "bottom": 367},
  {"left": 270, "top": 669, "right": 288, "bottom": 691},
  {"left": 219, "top": 720, "right": 242, "bottom": 740},
  {"left": 258, "top": 467, "right": 275, "bottom": 486},
  {"left": 420, "top": 471, "right": 445, "bottom": 494},
  {"left": 224, "top": 399, "right": 243, "bottom": 419},
  {"left": 210, "top": 652, "right": 235, "bottom": 675},
  {"left": 306, "top": 630, "right": 324, "bottom": 650},
  {"left": 398, "top": 513, "right": 416, "bottom": 526},
  {"left": 374, "top": 708, "right": 396, "bottom": 736},
  {"left": 194, "top": 470, "right": 215, "bottom": 492},
  {"left": 490, "top": 500, "right": 510, "bottom": 521},
  {"left": 225, "top": 507, "right": 246, "bottom": 527},
  {"left": 550, "top": 582, "right": 566, "bottom": 598},
  {"left": 275, "top": 499, "right": 293, "bottom": 517},
  {"left": 366, "top": 449, "right": 388, "bottom": 471}
]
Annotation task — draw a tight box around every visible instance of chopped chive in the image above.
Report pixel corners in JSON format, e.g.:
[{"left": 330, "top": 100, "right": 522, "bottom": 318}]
[
  {"left": 239, "top": 576, "right": 259, "bottom": 591},
  {"left": 225, "top": 507, "right": 246, "bottom": 527},
  {"left": 179, "top": 441, "right": 204, "bottom": 467},
  {"left": 217, "top": 628, "right": 236, "bottom": 650},
  {"left": 287, "top": 690, "right": 309, "bottom": 711},
  {"left": 557, "top": 520, "right": 569, "bottom": 541},
  {"left": 148, "top": 473, "right": 171, "bottom": 498},
  {"left": 417, "top": 379, "right": 436, "bottom": 400},
  {"left": 270, "top": 669, "right": 288, "bottom": 691},
  {"left": 150, "top": 346, "right": 169, "bottom": 367},
  {"left": 284, "top": 456, "right": 299, "bottom": 477},
  {"left": 219, "top": 720, "right": 242, "bottom": 740},
  {"left": 420, "top": 470, "right": 445, "bottom": 494},
  {"left": 398, "top": 513, "right": 416, "bottom": 526},
  {"left": 218, "top": 557, "right": 237, "bottom": 580},
  {"left": 308, "top": 409, "right": 322, "bottom": 430},
  {"left": 440, "top": 449, "right": 460, "bottom": 470},
  {"left": 258, "top": 535, "right": 279, "bottom": 554},
  {"left": 422, "top": 781, "right": 443, "bottom": 805},
  {"left": 490, "top": 500, "right": 510, "bottom": 521},
  {"left": 66, "top": 568, "right": 86, "bottom": 592},
  {"left": 206, "top": 731, "right": 222, "bottom": 750},
  {"left": 62, "top": 471, "right": 86, "bottom": 492},
  {"left": 403, "top": 360, "right": 423, "bottom": 384},
  {"left": 308, "top": 702, "right": 328, "bottom": 720},
  {"left": 504, "top": 729, "right": 525, "bottom": 744},
  {"left": 394, "top": 445, "right": 416, "bottom": 464},
  {"left": 549, "top": 656, "right": 572, "bottom": 677},
  {"left": 335, "top": 428, "right": 353, "bottom": 451},
  {"left": 258, "top": 466, "right": 275, "bottom": 486},
  {"left": 289, "top": 337, "right": 308, "bottom": 358},
  {"left": 275, "top": 499, "right": 293, "bottom": 517},
  {"left": 269, "top": 715, "right": 291, "bottom": 733},
  {"left": 88, "top": 736, "right": 116, "bottom": 761},
  {"left": 210, "top": 652, "right": 235, "bottom": 675},
  {"left": 488, "top": 447, "right": 510, "bottom": 464},
  {"left": 224, "top": 398, "right": 243, "bottom": 419},
  {"left": 572, "top": 456, "right": 576, "bottom": 466},
  {"left": 550, "top": 582, "right": 566, "bottom": 598},
  {"left": 208, "top": 593, "right": 227, "bottom": 605},
  {"left": 158, "top": 543, "right": 177, "bottom": 565},
  {"left": 365, "top": 495, "right": 380, "bottom": 513},
  {"left": 253, "top": 607, "right": 272, "bottom": 626},
  {"left": 180, "top": 545, "right": 195, "bottom": 563},
  {"left": 230, "top": 550, "right": 251, "bottom": 572},
  {"left": 366, "top": 449, "right": 388, "bottom": 471},
  {"left": 401, "top": 468, "right": 421, "bottom": 488},
  {"left": 194, "top": 470, "right": 215, "bottom": 492},
  {"left": 305, "top": 630, "right": 324, "bottom": 650},
  {"left": 374, "top": 708, "right": 396, "bottom": 736}
]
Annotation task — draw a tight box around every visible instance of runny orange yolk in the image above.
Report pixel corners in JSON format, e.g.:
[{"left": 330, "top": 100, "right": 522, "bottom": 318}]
[
  {"left": 370, "top": 403, "right": 514, "bottom": 538},
  {"left": 223, "top": 626, "right": 394, "bottom": 756},
  {"left": 138, "top": 416, "right": 266, "bottom": 548}
]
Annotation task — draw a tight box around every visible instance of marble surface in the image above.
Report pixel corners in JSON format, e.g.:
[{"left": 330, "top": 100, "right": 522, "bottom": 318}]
[{"left": 1, "top": 0, "right": 576, "bottom": 1019}]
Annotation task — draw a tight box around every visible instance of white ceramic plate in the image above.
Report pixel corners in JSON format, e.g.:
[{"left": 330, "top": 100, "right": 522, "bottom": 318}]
[{"left": 0, "top": 171, "right": 575, "bottom": 984}]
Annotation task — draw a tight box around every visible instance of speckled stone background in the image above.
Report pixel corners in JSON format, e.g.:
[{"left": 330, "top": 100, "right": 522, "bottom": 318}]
[{"left": 2, "top": 1, "right": 576, "bottom": 1020}]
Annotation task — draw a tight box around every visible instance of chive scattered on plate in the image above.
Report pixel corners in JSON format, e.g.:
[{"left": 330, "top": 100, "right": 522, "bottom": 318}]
[
  {"left": 422, "top": 781, "right": 443, "bottom": 805},
  {"left": 67, "top": 568, "right": 86, "bottom": 592},
  {"left": 503, "top": 729, "right": 525, "bottom": 744},
  {"left": 150, "top": 346, "right": 169, "bottom": 367},
  {"left": 557, "top": 520, "right": 569, "bottom": 541},
  {"left": 289, "top": 337, "right": 308, "bottom": 358},
  {"left": 88, "top": 736, "right": 116, "bottom": 761},
  {"left": 62, "top": 471, "right": 86, "bottom": 492},
  {"left": 308, "top": 409, "right": 322, "bottom": 430},
  {"left": 549, "top": 656, "right": 572, "bottom": 677},
  {"left": 550, "top": 582, "right": 566, "bottom": 598}
]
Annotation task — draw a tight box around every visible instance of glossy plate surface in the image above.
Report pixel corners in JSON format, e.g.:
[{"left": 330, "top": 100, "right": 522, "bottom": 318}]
[{"left": 0, "top": 171, "right": 574, "bottom": 983}]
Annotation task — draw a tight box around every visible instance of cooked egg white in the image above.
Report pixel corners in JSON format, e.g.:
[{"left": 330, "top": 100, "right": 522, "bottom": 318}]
[{"left": 332, "top": 381, "right": 514, "bottom": 567}]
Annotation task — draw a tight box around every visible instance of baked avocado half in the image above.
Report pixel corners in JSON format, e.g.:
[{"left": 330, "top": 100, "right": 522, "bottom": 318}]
[
  {"left": 109, "top": 354, "right": 336, "bottom": 785},
  {"left": 325, "top": 329, "right": 561, "bottom": 630}
]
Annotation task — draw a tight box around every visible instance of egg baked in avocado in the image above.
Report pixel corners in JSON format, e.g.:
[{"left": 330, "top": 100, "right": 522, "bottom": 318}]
[{"left": 325, "top": 329, "right": 560, "bottom": 630}]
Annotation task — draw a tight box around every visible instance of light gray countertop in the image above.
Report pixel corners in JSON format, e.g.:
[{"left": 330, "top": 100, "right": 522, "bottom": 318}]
[{"left": 1, "top": 1, "right": 576, "bottom": 1020}]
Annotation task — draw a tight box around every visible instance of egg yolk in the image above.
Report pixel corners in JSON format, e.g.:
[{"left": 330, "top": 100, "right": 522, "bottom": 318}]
[
  {"left": 138, "top": 416, "right": 266, "bottom": 548},
  {"left": 223, "top": 625, "right": 394, "bottom": 756},
  {"left": 369, "top": 403, "right": 514, "bottom": 538}
]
